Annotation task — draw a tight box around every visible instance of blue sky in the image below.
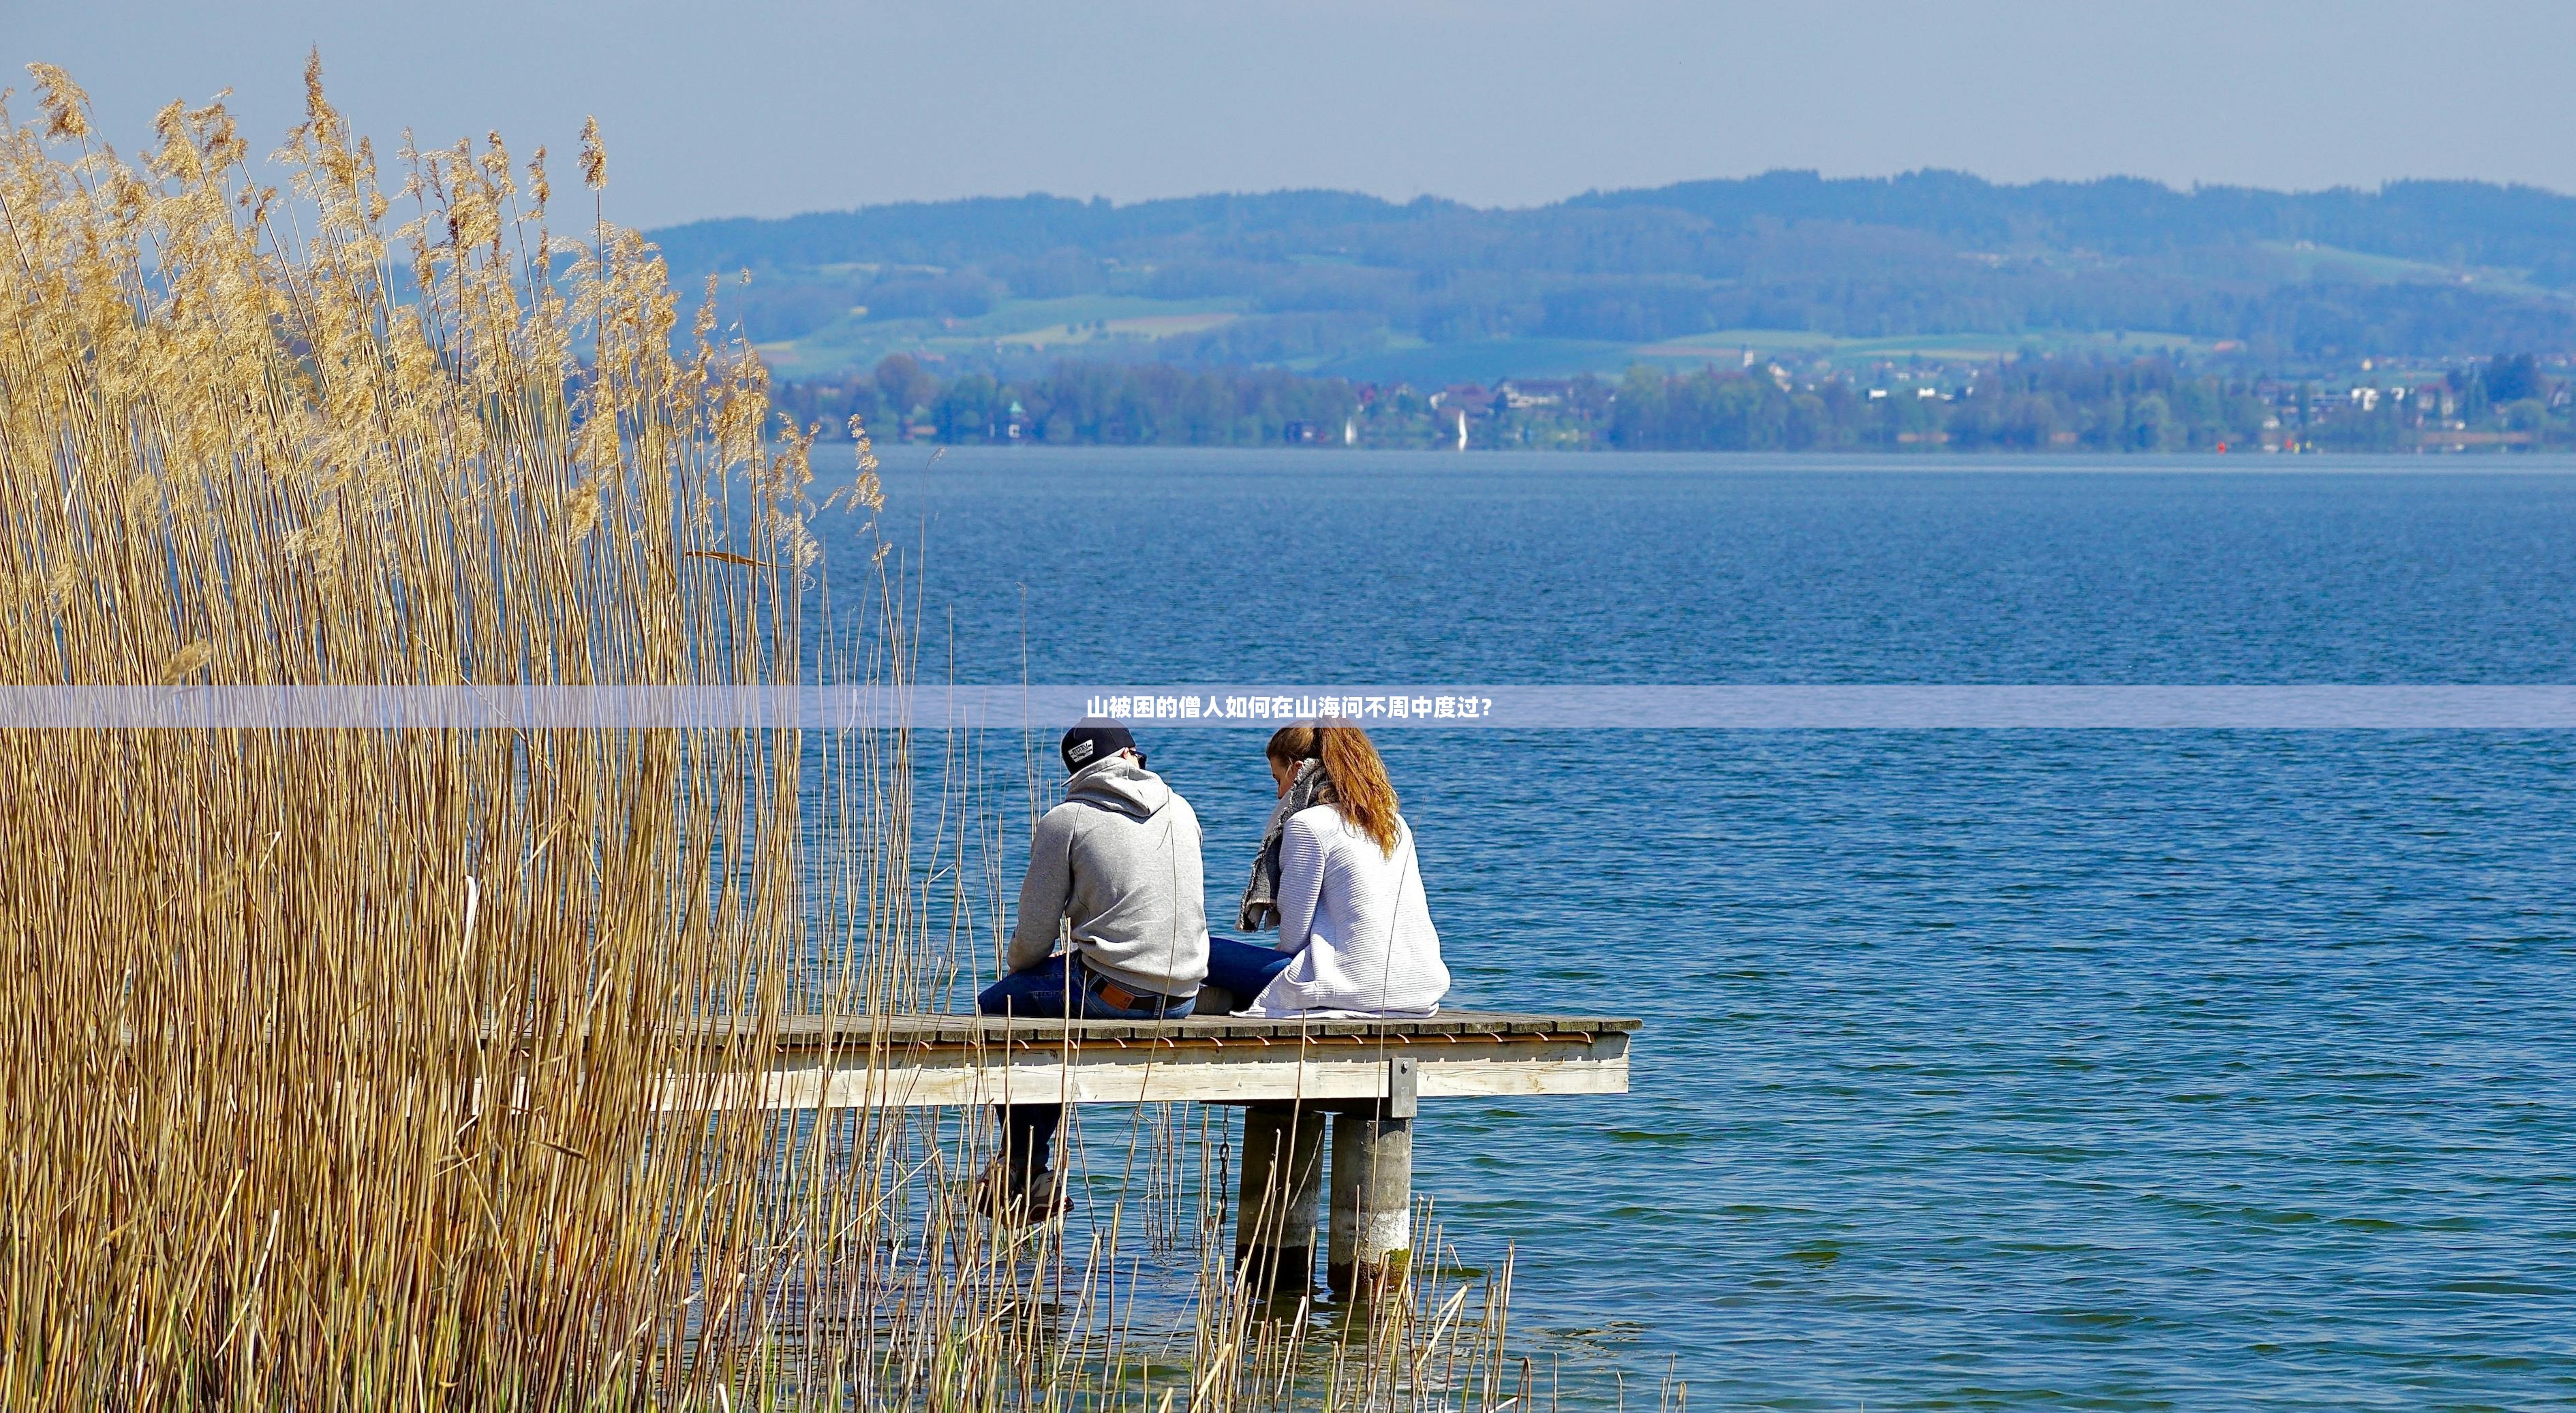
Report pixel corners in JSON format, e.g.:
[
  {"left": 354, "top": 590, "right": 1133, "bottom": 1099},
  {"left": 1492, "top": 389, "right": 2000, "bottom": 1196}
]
[{"left": 10, "top": 1, "right": 2576, "bottom": 229}]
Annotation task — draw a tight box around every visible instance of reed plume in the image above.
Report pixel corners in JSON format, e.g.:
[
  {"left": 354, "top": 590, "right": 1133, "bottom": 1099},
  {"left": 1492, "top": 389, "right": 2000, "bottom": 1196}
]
[{"left": 0, "top": 64, "right": 1527, "bottom": 1410}]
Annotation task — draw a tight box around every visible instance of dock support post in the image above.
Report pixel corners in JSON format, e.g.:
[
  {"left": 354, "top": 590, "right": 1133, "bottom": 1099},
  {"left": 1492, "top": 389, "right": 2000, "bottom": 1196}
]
[
  {"left": 1327, "top": 1113, "right": 1412, "bottom": 1298},
  {"left": 1235, "top": 1102, "right": 1324, "bottom": 1294},
  {"left": 1328, "top": 1058, "right": 1417, "bottom": 1299}
]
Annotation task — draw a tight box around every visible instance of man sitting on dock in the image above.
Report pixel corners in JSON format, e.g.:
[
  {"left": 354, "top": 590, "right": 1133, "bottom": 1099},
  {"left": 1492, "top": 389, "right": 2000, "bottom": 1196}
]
[{"left": 975, "top": 719, "right": 1210, "bottom": 1220}]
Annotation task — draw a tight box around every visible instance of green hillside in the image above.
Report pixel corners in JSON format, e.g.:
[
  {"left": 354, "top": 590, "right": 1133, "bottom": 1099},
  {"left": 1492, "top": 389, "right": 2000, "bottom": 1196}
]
[{"left": 654, "top": 172, "right": 2576, "bottom": 382}]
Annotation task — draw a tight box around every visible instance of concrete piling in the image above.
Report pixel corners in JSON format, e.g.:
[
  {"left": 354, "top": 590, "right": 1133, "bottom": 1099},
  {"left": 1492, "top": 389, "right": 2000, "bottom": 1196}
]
[
  {"left": 1326, "top": 1111, "right": 1413, "bottom": 1299},
  {"left": 1235, "top": 1102, "right": 1325, "bottom": 1294}
]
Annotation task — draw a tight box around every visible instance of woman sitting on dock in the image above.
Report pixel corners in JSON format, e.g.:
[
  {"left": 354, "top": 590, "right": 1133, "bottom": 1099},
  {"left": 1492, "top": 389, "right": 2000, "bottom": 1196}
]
[{"left": 1203, "top": 722, "right": 1450, "bottom": 1017}]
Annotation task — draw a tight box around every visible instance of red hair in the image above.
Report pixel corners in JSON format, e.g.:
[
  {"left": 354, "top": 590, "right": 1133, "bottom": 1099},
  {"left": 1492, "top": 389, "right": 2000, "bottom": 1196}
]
[{"left": 1271, "top": 721, "right": 1398, "bottom": 855}]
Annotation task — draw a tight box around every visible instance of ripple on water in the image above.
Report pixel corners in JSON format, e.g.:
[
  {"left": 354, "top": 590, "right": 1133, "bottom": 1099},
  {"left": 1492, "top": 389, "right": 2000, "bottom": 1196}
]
[{"left": 878, "top": 452, "right": 2576, "bottom": 1408}]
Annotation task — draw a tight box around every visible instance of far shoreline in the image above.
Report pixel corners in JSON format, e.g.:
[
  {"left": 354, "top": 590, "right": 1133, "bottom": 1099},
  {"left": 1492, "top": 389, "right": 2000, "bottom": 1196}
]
[{"left": 841, "top": 443, "right": 2576, "bottom": 476}]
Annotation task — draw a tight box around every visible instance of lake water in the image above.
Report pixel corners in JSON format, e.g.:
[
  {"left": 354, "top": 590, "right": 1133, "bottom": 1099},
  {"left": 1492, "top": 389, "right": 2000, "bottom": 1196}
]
[{"left": 836, "top": 448, "right": 2576, "bottom": 1410}]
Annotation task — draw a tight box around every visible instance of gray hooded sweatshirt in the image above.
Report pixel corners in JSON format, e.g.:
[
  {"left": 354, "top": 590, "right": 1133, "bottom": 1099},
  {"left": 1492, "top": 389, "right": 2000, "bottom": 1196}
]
[{"left": 1009, "top": 754, "right": 1210, "bottom": 997}]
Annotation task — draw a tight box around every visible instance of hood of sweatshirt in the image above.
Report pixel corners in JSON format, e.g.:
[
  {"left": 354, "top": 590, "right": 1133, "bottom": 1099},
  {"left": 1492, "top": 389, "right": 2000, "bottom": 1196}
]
[{"left": 1064, "top": 754, "right": 1171, "bottom": 821}]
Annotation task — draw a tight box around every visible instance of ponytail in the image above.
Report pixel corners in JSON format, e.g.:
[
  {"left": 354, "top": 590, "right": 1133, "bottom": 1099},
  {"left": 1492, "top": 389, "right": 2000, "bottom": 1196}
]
[{"left": 1266, "top": 723, "right": 1321, "bottom": 768}]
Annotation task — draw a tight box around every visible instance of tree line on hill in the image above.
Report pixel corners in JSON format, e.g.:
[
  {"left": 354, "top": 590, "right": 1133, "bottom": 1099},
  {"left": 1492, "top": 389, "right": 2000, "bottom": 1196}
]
[
  {"left": 775, "top": 353, "right": 2574, "bottom": 454},
  {"left": 662, "top": 172, "right": 2576, "bottom": 371},
  {"left": 662, "top": 173, "right": 2576, "bottom": 289}
]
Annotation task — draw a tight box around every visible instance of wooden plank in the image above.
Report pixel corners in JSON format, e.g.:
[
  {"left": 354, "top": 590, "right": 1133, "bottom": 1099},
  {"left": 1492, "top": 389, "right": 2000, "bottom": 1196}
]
[
  {"left": 667, "top": 1026, "right": 1629, "bottom": 1111},
  {"left": 482, "top": 1012, "right": 1642, "bottom": 1053},
  {"left": 761, "top": 1010, "right": 1641, "bottom": 1050}
]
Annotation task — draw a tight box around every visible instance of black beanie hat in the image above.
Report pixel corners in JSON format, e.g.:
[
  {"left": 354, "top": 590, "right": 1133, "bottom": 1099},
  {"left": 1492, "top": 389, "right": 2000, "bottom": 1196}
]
[{"left": 1060, "top": 719, "right": 1137, "bottom": 774}]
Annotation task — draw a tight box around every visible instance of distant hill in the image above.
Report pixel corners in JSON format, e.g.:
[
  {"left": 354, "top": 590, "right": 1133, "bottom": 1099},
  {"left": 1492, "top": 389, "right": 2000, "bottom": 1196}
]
[{"left": 647, "top": 171, "right": 2576, "bottom": 382}]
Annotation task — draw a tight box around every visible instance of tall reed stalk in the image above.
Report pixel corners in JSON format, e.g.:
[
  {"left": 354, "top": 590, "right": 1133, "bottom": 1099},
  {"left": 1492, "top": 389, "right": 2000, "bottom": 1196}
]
[{"left": 0, "top": 63, "right": 1528, "bottom": 1410}]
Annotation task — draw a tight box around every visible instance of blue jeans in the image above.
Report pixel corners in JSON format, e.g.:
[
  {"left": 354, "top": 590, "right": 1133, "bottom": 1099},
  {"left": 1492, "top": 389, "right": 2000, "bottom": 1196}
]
[
  {"left": 1204, "top": 935, "right": 1295, "bottom": 1003},
  {"left": 976, "top": 954, "right": 1195, "bottom": 1190}
]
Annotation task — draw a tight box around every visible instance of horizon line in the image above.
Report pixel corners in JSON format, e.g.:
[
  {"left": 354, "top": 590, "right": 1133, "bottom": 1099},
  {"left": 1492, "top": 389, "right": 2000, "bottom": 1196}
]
[{"left": 646, "top": 168, "right": 2576, "bottom": 234}]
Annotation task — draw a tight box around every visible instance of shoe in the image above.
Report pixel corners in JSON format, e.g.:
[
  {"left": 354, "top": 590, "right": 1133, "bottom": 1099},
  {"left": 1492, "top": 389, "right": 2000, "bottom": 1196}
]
[
  {"left": 1019, "top": 1175, "right": 1066, "bottom": 1225},
  {"left": 968, "top": 1157, "right": 1015, "bottom": 1216},
  {"left": 970, "top": 1158, "right": 1065, "bottom": 1226}
]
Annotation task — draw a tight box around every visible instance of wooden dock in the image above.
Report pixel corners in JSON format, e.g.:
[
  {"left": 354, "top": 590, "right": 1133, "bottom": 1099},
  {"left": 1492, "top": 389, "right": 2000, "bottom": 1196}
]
[
  {"left": 727, "top": 1011, "right": 1636, "bottom": 1110},
  {"left": 709, "top": 1011, "right": 1638, "bottom": 1298}
]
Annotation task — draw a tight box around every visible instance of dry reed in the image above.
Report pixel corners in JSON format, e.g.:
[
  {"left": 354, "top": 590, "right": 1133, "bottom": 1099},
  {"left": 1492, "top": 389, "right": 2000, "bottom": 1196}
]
[{"left": 0, "top": 63, "right": 1529, "bottom": 1410}]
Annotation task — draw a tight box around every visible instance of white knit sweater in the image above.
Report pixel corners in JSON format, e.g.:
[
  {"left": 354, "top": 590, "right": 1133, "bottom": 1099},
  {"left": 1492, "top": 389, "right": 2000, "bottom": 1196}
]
[{"left": 1243, "top": 805, "right": 1449, "bottom": 1018}]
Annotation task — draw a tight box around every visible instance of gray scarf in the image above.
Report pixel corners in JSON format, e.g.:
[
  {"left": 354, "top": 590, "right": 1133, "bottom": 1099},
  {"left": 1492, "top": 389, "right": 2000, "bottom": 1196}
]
[{"left": 1238, "top": 759, "right": 1334, "bottom": 931}]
